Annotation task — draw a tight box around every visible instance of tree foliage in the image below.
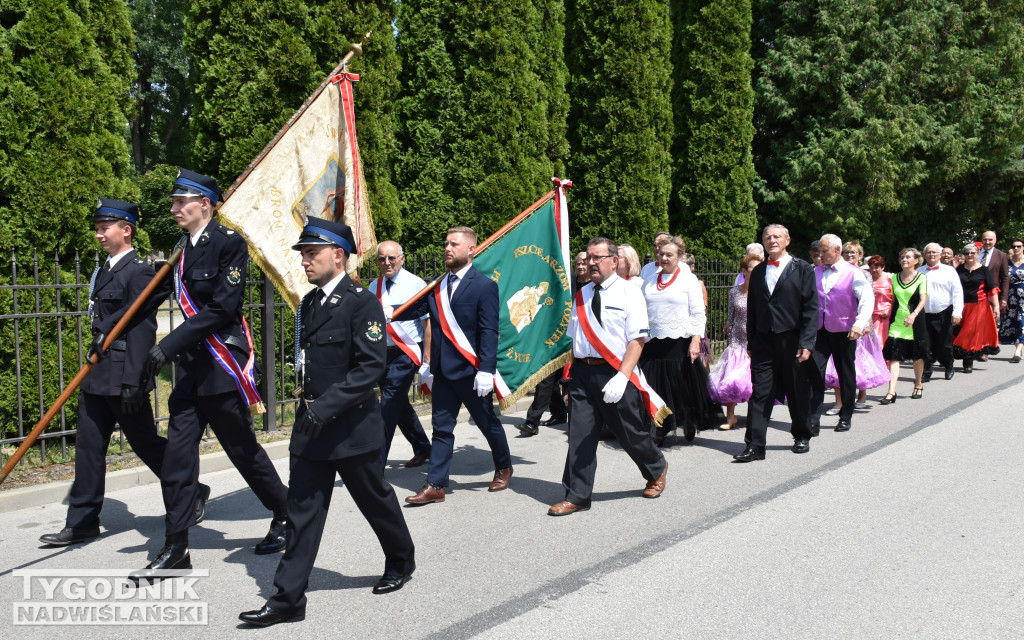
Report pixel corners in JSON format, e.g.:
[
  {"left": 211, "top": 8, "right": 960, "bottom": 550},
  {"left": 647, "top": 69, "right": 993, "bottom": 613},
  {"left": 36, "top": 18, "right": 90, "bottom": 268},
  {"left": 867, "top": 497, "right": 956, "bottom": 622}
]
[
  {"left": 394, "top": 0, "right": 569, "bottom": 252},
  {"left": 0, "top": 0, "right": 139, "bottom": 259},
  {"left": 563, "top": 0, "right": 674, "bottom": 252},
  {"left": 753, "top": 0, "right": 1024, "bottom": 258},
  {"left": 671, "top": 0, "right": 758, "bottom": 258}
]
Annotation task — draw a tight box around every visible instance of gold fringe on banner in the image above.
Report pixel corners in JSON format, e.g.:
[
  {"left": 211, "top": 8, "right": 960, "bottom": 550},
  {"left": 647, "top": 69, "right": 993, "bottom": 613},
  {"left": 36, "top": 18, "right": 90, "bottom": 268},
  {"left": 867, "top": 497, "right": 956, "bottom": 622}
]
[{"left": 497, "top": 351, "right": 572, "bottom": 411}]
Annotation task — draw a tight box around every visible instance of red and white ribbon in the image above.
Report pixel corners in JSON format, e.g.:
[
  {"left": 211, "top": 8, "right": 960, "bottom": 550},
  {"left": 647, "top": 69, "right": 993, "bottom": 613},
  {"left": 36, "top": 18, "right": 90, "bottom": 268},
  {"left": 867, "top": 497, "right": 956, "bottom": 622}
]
[
  {"left": 574, "top": 288, "right": 669, "bottom": 425},
  {"left": 434, "top": 278, "right": 511, "bottom": 399},
  {"left": 552, "top": 177, "right": 572, "bottom": 277},
  {"left": 375, "top": 277, "right": 432, "bottom": 394}
]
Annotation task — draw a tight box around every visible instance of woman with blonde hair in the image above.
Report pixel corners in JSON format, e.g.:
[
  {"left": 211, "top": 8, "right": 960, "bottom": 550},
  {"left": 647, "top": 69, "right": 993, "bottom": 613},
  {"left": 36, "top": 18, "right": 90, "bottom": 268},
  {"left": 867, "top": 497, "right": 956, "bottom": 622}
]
[
  {"left": 616, "top": 243, "right": 643, "bottom": 288},
  {"left": 881, "top": 248, "right": 928, "bottom": 402}
]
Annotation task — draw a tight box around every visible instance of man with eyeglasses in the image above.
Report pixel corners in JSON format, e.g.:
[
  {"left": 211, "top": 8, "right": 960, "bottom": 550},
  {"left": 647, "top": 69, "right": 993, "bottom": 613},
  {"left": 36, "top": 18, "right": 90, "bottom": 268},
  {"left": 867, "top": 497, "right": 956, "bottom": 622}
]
[
  {"left": 548, "top": 237, "right": 668, "bottom": 516},
  {"left": 979, "top": 230, "right": 1010, "bottom": 318},
  {"left": 369, "top": 241, "right": 433, "bottom": 468},
  {"left": 918, "top": 243, "right": 964, "bottom": 381}
]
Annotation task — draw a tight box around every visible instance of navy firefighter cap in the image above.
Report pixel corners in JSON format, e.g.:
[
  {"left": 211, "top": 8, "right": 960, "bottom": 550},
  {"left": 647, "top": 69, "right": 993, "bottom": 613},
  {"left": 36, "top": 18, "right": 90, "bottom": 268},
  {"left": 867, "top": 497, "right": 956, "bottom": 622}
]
[
  {"left": 93, "top": 198, "right": 140, "bottom": 226},
  {"left": 171, "top": 168, "right": 222, "bottom": 203},
  {"left": 292, "top": 217, "right": 356, "bottom": 254}
]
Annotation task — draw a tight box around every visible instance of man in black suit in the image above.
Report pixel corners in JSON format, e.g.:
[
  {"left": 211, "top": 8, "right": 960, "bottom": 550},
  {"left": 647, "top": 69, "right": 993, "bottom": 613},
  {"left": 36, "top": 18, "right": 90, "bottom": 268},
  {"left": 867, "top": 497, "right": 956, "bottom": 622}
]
[
  {"left": 136, "top": 169, "right": 289, "bottom": 579},
  {"left": 397, "top": 226, "right": 513, "bottom": 505},
  {"left": 40, "top": 199, "right": 171, "bottom": 546},
  {"left": 735, "top": 224, "right": 819, "bottom": 461},
  {"left": 239, "top": 218, "right": 416, "bottom": 627},
  {"left": 980, "top": 230, "right": 1010, "bottom": 315}
]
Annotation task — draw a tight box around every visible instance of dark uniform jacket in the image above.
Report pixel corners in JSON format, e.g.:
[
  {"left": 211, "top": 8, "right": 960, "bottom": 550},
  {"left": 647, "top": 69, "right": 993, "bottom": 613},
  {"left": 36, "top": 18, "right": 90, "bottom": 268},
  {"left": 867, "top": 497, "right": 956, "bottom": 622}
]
[
  {"left": 159, "top": 219, "right": 252, "bottom": 396},
  {"left": 81, "top": 249, "right": 169, "bottom": 396},
  {"left": 393, "top": 265, "right": 499, "bottom": 381},
  {"left": 293, "top": 273, "right": 388, "bottom": 461},
  {"left": 746, "top": 256, "right": 819, "bottom": 351}
]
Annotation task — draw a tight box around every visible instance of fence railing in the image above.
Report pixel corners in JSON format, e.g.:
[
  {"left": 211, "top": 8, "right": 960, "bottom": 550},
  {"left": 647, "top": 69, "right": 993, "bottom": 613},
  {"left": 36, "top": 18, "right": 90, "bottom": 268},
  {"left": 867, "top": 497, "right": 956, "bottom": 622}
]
[{"left": 0, "top": 250, "right": 739, "bottom": 466}]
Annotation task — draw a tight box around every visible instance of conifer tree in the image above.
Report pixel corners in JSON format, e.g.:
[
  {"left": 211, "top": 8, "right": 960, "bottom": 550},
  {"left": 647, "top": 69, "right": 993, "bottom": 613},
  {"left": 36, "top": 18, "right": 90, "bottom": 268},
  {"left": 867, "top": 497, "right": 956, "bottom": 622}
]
[
  {"left": 0, "top": 0, "right": 138, "bottom": 257},
  {"left": 394, "top": 0, "right": 569, "bottom": 251},
  {"left": 563, "top": 0, "right": 674, "bottom": 251},
  {"left": 671, "top": 0, "right": 757, "bottom": 258}
]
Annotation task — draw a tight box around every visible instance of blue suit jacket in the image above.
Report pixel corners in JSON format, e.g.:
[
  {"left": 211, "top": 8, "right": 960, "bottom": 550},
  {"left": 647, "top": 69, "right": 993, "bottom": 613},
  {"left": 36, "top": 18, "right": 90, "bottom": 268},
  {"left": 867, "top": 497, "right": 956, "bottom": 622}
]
[{"left": 396, "top": 264, "right": 499, "bottom": 381}]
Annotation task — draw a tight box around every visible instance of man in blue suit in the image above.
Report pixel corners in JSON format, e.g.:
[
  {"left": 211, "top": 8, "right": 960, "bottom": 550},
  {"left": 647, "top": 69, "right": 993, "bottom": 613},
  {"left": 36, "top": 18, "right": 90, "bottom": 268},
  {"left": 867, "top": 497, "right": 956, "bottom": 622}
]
[{"left": 395, "top": 226, "right": 513, "bottom": 504}]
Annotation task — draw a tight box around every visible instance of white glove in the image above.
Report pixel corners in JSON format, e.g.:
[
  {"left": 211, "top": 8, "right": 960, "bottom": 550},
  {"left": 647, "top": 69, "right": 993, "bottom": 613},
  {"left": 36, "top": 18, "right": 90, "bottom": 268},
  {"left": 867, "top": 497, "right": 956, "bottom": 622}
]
[
  {"left": 602, "top": 372, "right": 629, "bottom": 403},
  {"left": 382, "top": 305, "right": 394, "bottom": 322},
  {"left": 418, "top": 361, "right": 432, "bottom": 384},
  {"left": 474, "top": 371, "right": 495, "bottom": 397}
]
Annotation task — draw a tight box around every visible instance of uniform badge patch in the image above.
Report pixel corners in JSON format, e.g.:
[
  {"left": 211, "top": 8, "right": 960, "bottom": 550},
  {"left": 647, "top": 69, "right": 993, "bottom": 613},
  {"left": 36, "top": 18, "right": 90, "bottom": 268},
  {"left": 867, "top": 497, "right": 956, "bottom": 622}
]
[
  {"left": 365, "top": 321, "right": 384, "bottom": 343},
  {"left": 227, "top": 266, "right": 242, "bottom": 286}
]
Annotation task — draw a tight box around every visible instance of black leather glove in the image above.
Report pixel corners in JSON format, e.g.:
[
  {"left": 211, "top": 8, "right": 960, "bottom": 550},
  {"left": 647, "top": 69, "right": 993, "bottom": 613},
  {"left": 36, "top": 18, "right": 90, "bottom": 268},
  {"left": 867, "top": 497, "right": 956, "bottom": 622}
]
[
  {"left": 143, "top": 344, "right": 169, "bottom": 376},
  {"left": 120, "top": 385, "right": 146, "bottom": 414},
  {"left": 294, "top": 406, "right": 325, "bottom": 439},
  {"left": 87, "top": 332, "right": 107, "bottom": 362}
]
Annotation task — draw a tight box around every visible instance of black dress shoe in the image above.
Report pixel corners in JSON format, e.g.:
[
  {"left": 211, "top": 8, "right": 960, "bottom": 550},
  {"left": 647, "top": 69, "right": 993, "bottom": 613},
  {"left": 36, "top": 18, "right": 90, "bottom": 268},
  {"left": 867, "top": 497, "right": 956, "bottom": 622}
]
[
  {"left": 809, "top": 423, "right": 821, "bottom": 438},
  {"left": 540, "top": 415, "right": 567, "bottom": 427},
  {"left": 945, "top": 367, "right": 955, "bottom": 380},
  {"left": 255, "top": 517, "right": 288, "bottom": 554},
  {"left": 39, "top": 526, "right": 100, "bottom": 546},
  {"left": 515, "top": 420, "right": 539, "bottom": 436},
  {"left": 404, "top": 451, "right": 430, "bottom": 468},
  {"left": 921, "top": 371, "right": 932, "bottom": 382},
  {"left": 194, "top": 483, "right": 211, "bottom": 524},
  {"left": 835, "top": 419, "right": 851, "bottom": 432},
  {"left": 792, "top": 439, "right": 810, "bottom": 454},
  {"left": 239, "top": 604, "right": 304, "bottom": 627},
  {"left": 129, "top": 543, "right": 191, "bottom": 583},
  {"left": 372, "top": 559, "right": 415, "bottom": 594},
  {"left": 733, "top": 446, "right": 766, "bottom": 462}
]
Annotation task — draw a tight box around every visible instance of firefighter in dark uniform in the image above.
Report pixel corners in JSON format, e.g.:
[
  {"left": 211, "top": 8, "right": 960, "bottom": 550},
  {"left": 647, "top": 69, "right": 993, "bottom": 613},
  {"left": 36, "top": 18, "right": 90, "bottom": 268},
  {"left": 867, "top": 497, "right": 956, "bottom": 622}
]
[
  {"left": 39, "top": 199, "right": 172, "bottom": 546},
  {"left": 134, "top": 169, "right": 289, "bottom": 579},
  {"left": 239, "top": 218, "right": 416, "bottom": 627}
]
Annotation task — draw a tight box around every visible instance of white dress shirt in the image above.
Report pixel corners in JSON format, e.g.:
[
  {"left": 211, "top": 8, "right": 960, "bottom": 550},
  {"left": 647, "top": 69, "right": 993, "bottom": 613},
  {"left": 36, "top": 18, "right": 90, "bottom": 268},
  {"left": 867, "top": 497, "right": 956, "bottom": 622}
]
[
  {"left": 106, "top": 248, "right": 134, "bottom": 269},
  {"left": 369, "top": 267, "right": 428, "bottom": 345},
  {"left": 765, "top": 253, "right": 793, "bottom": 295},
  {"left": 917, "top": 263, "right": 964, "bottom": 316},
  {"left": 446, "top": 262, "right": 473, "bottom": 297},
  {"left": 569, "top": 273, "right": 649, "bottom": 358}
]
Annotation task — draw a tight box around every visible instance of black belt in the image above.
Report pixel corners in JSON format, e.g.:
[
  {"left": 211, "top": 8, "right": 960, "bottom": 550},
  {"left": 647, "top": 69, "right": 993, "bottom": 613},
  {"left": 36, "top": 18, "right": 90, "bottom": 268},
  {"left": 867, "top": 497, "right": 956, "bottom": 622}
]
[
  {"left": 109, "top": 339, "right": 127, "bottom": 351},
  {"left": 577, "top": 357, "right": 607, "bottom": 365},
  {"left": 221, "top": 334, "right": 248, "bottom": 351}
]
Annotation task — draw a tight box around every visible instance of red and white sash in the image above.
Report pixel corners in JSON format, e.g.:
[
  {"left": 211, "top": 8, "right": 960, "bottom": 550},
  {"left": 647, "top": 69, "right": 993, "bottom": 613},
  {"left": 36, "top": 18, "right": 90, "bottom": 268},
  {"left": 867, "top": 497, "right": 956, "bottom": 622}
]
[
  {"left": 573, "top": 288, "right": 670, "bottom": 426},
  {"left": 175, "top": 251, "right": 265, "bottom": 415},
  {"left": 375, "top": 277, "right": 432, "bottom": 394},
  {"left": 435, "top": 276, "right": 511, "bottom": 399}
]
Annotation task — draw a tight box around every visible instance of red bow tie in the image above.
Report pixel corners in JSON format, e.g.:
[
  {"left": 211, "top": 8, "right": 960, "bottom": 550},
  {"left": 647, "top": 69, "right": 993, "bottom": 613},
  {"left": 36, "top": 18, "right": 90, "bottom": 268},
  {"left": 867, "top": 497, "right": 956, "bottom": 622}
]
[
  {"left": 927, "top": 265, "right": 939, "bottom": 270},
  {"left": 766, "top": 260, "right": 780, "bottom": 267}
]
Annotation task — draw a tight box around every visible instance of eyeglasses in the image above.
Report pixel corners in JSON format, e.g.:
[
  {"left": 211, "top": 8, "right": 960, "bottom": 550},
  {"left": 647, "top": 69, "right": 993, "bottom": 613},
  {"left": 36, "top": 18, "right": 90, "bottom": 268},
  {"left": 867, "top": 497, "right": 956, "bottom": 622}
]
[
  {"left": 842, "top": 250, "right": 860, "bottom": 256},
  {"left": 377, "top": 255, "right": 403, "bottom": 262},
  {"left": 586, "top": 255, "right": 615, "bottom": 264},
  {"left": 964, "top": 251, "right": 978, "bottom": 255},
  {"left": 1012, "top": 245, "right": 1024, "bottom": 249}
]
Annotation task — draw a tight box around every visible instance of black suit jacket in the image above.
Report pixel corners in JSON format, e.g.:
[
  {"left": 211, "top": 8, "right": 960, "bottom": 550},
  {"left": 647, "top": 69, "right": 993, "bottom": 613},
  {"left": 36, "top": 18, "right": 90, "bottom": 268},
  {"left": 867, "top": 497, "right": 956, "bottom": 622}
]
[
  {"left": 159, "top": 219, "right": 252, "bottom": 396},
  {"left": 394, "top": 264, "right": 499, "bottom": 381},
  {"left": 292, "top": 274, "right": 388, "bottom": 461},
  {"left": 81, "top": 249, "right": 169, "bottom": 396},
  {"left": 746, "top": 255, "right": 819, "bottom": 351}
]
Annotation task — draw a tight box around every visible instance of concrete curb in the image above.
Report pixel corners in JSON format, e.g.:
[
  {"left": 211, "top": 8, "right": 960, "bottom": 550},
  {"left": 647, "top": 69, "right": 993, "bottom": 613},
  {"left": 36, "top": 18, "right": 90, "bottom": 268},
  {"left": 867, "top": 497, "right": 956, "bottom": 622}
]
[{"left": 0, "top": 398, "right": 533, "bottom": 514}]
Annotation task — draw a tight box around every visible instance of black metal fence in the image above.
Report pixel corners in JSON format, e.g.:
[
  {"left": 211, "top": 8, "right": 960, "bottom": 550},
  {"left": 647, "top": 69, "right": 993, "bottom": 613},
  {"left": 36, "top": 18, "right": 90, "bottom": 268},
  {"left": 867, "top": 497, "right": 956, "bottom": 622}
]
[{"left": 0, "top": 250, "right": 739, "bottom": 466}]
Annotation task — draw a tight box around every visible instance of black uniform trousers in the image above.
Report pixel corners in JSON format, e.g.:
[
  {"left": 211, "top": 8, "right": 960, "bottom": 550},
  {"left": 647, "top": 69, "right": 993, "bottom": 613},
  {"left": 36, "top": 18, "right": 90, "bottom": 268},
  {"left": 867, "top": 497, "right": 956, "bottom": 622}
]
[
  {"left": 426, "top": 374, "right": 512, "bottom": 488},
  {"left": 525, "top": 370, "right": 568, "bottom": 424},
  {"left": 809, "top": 328, "right": 858, "bottom": 424},
  {"left": 561, "top": 361, "right": 665, "bottom": 507},
  {"left": 66, "top": 391, "right": 167, "bottom": 530},
  {"left": 162, "top": 388, "right": 287, "bottom": 535},
  {"left": 923, "top": 306, "right": 955, "bottom": 374},
  {"left": 379, "top": 346, "right": 432, "bottom": 465},
  {"left": 268, "top": 450, "right": 415, "bottom": 614},
  {"left": 746, "top": 329, "right": 815, "bottom": 448}
]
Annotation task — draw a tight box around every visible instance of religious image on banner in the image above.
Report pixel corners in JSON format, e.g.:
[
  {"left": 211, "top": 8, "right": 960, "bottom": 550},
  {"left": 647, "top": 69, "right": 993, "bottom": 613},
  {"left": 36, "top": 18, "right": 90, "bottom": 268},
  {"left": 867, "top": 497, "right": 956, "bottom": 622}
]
[
  {"left": 216, "top": 71, "right": 375, "bottom": 310},
  {"left": 472, "top": 191, "right": 573, "bottom": 409}
]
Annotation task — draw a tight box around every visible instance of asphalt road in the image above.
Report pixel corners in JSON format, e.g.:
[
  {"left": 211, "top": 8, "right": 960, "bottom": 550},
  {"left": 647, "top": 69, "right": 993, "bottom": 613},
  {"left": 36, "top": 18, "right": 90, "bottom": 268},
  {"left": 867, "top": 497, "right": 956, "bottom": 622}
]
[{"left": 2, "top": 356, "right": 1022, "bottom": 638}]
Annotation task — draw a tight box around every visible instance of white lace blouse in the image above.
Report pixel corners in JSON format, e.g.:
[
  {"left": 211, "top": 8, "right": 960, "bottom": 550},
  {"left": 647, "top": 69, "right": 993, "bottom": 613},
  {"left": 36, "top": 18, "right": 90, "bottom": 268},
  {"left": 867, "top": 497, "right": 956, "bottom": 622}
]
[{"left": 641, "top": 268, "right": 706, "bottom": 339}]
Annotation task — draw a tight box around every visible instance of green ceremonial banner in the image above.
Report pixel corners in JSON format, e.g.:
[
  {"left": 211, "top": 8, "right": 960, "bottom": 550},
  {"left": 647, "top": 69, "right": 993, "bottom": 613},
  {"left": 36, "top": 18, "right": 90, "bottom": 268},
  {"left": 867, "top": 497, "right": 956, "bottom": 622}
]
[{"left": 474, "top": 195, "right": 573, "bottom": 410}]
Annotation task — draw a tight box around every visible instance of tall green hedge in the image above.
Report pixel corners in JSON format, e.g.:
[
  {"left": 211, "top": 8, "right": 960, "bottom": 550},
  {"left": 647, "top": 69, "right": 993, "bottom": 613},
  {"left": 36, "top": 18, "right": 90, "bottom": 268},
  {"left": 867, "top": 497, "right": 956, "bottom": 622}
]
[
  {"left": 563, "top": 0, "right": 674, "bottom": 252},
  {"left": 670, "top": 0, "right": 757, "bottom": 258},
  {"left": 0, "top": 0, "right": 139, "bottom": 259}
]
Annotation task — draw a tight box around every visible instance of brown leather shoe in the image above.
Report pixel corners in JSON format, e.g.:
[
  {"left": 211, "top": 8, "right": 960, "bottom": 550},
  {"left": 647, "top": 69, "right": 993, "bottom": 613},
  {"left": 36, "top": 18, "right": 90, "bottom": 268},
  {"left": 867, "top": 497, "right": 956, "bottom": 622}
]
[
  {"left": 642, "top": 461, "right": 668, "bottom": 498},
  {"left": 404, "top": 452, "right": 429, "bottom": 468},
  {"left": 547, "top": 500, "right": 589, "bottom": 516},
  {"left": 487, "top": 467, "right": 513, "bottom": 492},
  {"left": 405, "top": 484, "right": 445, "bottom": 505}
]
